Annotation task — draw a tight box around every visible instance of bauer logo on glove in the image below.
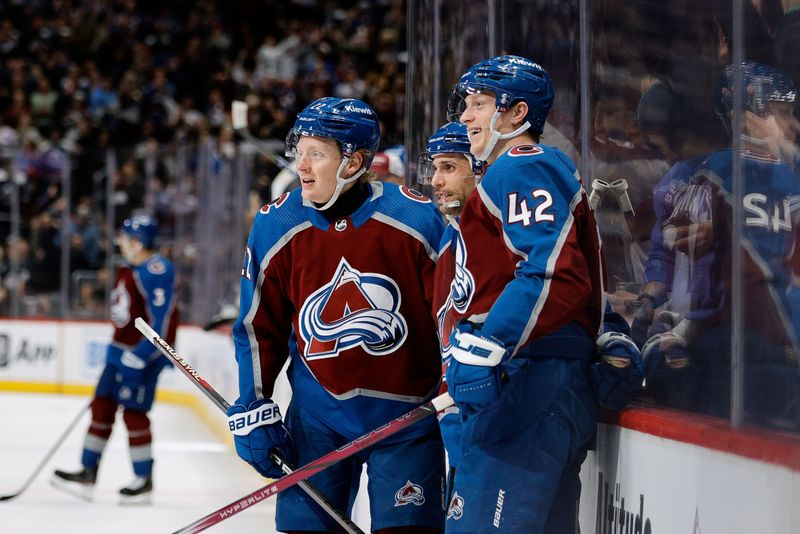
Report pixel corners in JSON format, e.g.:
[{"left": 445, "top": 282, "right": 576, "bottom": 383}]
[{"left": 227, "top": 402, "right": 282, "bottom": 436}]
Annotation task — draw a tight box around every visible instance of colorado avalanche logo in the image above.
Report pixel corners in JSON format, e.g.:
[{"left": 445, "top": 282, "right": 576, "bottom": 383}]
[
  {"left": 450, "top": 232, "right": 474, "bottom": 314},
  {"left": 299, "top": 258, "right": 408, "bottom": 360},
  {"left": 394, "top": 480, "right": 425, "bottom": 507},
  {"left": 446, "top": 491, "right": 464, "bottom": 520}
]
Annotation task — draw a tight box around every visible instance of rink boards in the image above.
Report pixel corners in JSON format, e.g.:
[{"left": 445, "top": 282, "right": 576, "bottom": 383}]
[{"left": 1, "top": 318, "right": 799, "bottom": 533}]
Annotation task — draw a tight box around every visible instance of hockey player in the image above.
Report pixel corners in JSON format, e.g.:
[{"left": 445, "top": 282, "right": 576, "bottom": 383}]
[
  {"left": 52, "top": 215, "right": 178, "bottom": 504},
  {"left": 227, "top": 97, "right": 446, "bottom": 533},
  {"left": 443, "top": 55, "right": 604, "bottom": 533},
  {"left": 641, "top": 62, "right": 800, "bottom": 423},
  {"left": 416, "top": 121, "right": 481, "bottom": 498}
]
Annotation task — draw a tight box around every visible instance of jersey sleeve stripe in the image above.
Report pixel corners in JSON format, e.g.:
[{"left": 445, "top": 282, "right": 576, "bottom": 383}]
[
  {"left": 243, "top": 220, "right": 312, "bottom": 400},
  {"left": 372, "top": 212, "right": 439, "bottom": 262},
  {"left": 131, "top": 269, "right": 159, "bottom": 360},
  {"left": 514, "top": 189, "right": 583, "bottom": 355}
]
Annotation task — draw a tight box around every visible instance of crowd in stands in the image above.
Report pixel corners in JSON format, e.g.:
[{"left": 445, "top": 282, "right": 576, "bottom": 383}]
[{"left": 0, "top": 0, "right": 407, "bottom": 316}]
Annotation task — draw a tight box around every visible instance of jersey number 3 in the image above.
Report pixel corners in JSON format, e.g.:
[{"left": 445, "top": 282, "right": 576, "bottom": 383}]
[{"left": 506, "top": 190, "right": 555, "bottom": 226}]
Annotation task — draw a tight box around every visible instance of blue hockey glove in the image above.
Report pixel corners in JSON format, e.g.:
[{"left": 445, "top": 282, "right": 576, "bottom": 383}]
[
  {"left": 641, "top": 329, "right": 690, "bottom": 378},
  {"left": 445, "top": 323, "right": 508, "bottom": 416},
  {"left": 226, "top": 399, "right": 296, "bottom": 479},
  {"left": 590, "top": 332, "right": 644, "bottom": 411}
]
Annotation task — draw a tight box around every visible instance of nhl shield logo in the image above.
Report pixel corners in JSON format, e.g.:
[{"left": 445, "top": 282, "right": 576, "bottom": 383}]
[
  {"left": 394, "top": 480, "right": 425, "bottom": 507},
  {"left": 446, "top": 491, "right": 464, "bottom": 520},
  {"left": 299, "top": 258, "right": 408, "bottom": 360}
]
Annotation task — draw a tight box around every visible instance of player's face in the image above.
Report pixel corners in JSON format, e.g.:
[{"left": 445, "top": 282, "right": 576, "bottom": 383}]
[
  {"left": 460, "top": 92, "right": 497, "bottom": 158},
  {"left": 296, "top": 136, "right": 348, "bottom": 204},
  {"left": 430, "top": 154, "right": 474, "bottom": 216},
  {"left": 118, "top": 233, "right": 143, "bottom": 264}
]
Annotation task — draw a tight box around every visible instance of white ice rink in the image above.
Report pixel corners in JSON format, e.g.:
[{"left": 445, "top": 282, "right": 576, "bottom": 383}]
[{"left": 0, "top": 392, "right": 279, "bottom": 534}]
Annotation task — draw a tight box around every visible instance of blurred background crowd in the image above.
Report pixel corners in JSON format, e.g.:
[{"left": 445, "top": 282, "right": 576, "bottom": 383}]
[
  {"left": 0, "top": 0, "right": 406, "bottom": 317},
  {"left": 1, "top": 0, "right": 800, "bottom": 431}
]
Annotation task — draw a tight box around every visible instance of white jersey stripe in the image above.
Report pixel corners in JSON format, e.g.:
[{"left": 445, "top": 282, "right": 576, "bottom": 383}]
[{"left": 244, "top": 221, "right": 313, "bottom": 400}]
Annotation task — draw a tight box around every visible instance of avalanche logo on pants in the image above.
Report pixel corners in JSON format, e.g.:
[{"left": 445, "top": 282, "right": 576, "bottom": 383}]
[
  {"left": 394, "top": 480, "right": 425, "bottom": 507},
  {"left": 446, "top": 491, "right": 464, "bottom": 520},
  {"left": 300, "top": 258, "right": 408, "bottom": 360}
]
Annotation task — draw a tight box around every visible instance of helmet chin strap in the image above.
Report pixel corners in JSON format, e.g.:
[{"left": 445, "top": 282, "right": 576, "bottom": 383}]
[
  {"left": 477, "top": 109, "right": 531, "bottom": 161},
  {"left": 312, "top": 157, "right": 366, "bottom": 211}
]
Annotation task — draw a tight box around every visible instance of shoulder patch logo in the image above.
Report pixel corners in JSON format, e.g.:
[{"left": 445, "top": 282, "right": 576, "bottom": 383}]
[
  {"left": 260, "top": 192, "right": 289, "bottom": 214},
  {"left": 394, "top": 480, "right": 425, "bottom": 507},
  {"left": 299, "top": 258, "right": 408, "bottom": 360},
  {"left": 508, "top": 145, "right": 543, "bottom": 157},
  {"left": 400, "top": 185, "right": 431, "bottom": 203},
  {"left": 446, "top": 491, "right": 464, "bottom": 520},
  {"left": 147, "top": 259, "right": 166, "bottom": 275}
]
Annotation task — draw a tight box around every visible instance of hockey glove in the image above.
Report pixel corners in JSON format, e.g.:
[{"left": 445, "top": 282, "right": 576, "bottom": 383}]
[
  {"left": 590, "top": 332, "right": 644, "bottom": 411},
  {"left": 227, "top": 399, "right": 296, "bottom": 479},
  {"left": 641, "top": 328, "right": 690, "bottom": 378},
  {"left": 445, "top": 322, "right": 508, "bottom": 417}
]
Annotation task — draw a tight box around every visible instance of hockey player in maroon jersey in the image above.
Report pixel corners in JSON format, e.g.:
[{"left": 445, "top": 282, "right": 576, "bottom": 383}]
[
  {"left": 227, "top": 97, "right": 446, "bottom": 533},
  {"left": 52, "top": 216, "right": 178, "bottom": 504},
  {"left": 416, "top": 121, "right": 481, "bottom": 501},
  {"left": 443, "top": 55, "right": 606, "bottom": 533}
]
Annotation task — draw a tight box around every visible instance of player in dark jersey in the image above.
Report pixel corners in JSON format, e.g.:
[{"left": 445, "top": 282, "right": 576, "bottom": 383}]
[
  {"left": 227, "top": 97, "right": 446, "bottom": 533},
  {"left": 443, "top": 55, "right": 604, "bottom": 533},
  {"left": 417, "top": 121, "right": 482, "bottom": 503},
  {"left": 52, "top": 216, "right": 178, "bottom": 504},
  {"left": 641, "top": 63, "right": 800, "bottom": 424}
]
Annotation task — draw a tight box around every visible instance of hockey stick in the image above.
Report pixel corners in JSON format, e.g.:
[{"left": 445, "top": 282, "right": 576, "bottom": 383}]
[
  {"left": 0, "top": 401, "right": 91, "bottom": 502},
  {"left": 134, "top": 318, "right": 363, "bottom": 534},
  {"left": 231, "top": 100, "right": 292, "bottom": 170},
  {"left": 169, "top": 392, "right": 453, "bottom": 534}
]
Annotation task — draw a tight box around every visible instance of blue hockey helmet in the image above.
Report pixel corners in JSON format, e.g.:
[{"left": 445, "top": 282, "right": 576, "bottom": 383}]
[
  {"left": 285, "top": 97, "right": 381, "bottom": 210},
  {"left": 286, "top": 97, "right": 381, "bottom": 163},
  {"left": 121, "top": 215, "right": 158, "bottom": 249},
  {"left": 715, "top": 61, "right": 796, "bottom": 120},
  {"left": 447, "top": 55, "right": 554, "bottom": 135},
  {"left": 416, "top": 122, "right": 481, "bottom": 185}
]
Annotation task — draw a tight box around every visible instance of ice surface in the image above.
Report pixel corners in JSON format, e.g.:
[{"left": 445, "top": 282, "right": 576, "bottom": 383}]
[{"left": 0, "top": 392, "right": 278, "bottom": 533}]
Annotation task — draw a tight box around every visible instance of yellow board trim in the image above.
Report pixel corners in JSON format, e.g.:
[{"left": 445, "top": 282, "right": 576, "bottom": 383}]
[{"left": 0, "top": 381, "right": 233, "bottom": 447}]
